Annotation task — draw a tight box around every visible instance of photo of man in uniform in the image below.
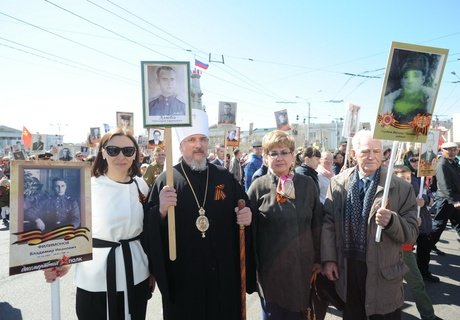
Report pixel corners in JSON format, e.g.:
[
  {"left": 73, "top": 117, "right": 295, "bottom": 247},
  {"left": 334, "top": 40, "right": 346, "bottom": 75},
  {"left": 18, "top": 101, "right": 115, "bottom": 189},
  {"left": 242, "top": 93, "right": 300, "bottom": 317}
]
[
  {"left": 149, "top": 66, "right": 186, "bottom": 116},
  {"left": 32, "top": 135, "right": 45, "bottom": 151},
  {"left": 218, "top": 102, "right": 236, "bottom": 124}
]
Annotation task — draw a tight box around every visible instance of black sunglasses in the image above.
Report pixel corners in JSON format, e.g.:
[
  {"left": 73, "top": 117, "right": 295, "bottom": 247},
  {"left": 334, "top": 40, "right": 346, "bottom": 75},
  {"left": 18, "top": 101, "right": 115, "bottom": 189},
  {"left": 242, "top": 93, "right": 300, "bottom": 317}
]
[
  {"left": 104, "top": 146, "right": 136, "bottom": 157},
  {"left": 409, "top": 158, "right": 419, "bottom": 163}
]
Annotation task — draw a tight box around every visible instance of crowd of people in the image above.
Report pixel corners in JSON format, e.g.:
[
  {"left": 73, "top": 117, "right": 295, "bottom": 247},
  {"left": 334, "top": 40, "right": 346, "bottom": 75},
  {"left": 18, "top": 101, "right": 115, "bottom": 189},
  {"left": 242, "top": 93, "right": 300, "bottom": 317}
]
[{"left": 1, "top": 114, "right": 459, "bottom": 320}]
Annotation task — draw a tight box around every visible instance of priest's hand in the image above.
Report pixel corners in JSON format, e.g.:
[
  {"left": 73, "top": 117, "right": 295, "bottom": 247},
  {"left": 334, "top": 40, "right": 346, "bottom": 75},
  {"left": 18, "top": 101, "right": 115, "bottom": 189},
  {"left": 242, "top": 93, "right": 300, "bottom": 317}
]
[
  {"left": 159, "top": 186, "right": 177, "bottom": 219},
  {"left": 235, "top": 206, "right": 252, "bottom": 226}
]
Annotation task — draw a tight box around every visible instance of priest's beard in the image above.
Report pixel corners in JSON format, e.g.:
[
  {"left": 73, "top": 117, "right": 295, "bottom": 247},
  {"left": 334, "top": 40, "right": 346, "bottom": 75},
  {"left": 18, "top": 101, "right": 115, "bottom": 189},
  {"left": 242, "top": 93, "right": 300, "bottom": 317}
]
[{"left": 188, "top": 158, "right": 207, "bottom": 171}]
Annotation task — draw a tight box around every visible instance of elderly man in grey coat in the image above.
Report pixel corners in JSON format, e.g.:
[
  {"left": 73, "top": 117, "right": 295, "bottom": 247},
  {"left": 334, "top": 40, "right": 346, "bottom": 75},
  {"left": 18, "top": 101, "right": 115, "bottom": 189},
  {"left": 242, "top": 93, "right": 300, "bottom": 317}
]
[{"left": 321, "top": 130, "right": 418, "bottom": 320}]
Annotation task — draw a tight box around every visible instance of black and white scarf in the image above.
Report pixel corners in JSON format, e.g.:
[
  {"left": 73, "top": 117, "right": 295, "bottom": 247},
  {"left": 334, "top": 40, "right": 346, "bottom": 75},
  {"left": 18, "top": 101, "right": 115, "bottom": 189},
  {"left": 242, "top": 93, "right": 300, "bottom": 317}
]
[{"left": 344, "top": 168, "right": 380, "bottom": 261}]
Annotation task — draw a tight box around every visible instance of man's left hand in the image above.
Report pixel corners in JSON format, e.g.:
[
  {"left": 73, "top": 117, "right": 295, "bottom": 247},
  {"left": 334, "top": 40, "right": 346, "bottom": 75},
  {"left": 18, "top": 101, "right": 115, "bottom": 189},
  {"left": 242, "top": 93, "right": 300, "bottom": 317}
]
[{"left": 235, "top": 206, "right": 252, "bottom": 226}]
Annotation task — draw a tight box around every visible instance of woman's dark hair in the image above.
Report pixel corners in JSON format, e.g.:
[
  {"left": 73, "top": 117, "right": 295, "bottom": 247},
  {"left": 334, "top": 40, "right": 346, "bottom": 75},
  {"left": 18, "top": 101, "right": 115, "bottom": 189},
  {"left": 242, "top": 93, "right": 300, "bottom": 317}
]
[{"left": 91, "top": 128, "right": 141, "bottom": 178}]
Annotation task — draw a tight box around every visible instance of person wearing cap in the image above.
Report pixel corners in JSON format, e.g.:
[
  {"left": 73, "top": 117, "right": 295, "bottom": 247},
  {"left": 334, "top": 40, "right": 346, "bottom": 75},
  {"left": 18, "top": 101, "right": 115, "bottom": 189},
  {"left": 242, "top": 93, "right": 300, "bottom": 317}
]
[
  {"left": 75, "top": 151, "right": 85, "bottom": 161},
  {"left": 148, "top": 66, "right": 186, "bottom": 116},
  {"left": 244, "top": 140, "right": 263, "bottom": 191},
  {"left": 429, "top": 141, "right": 460, "bottom": 255},
  {"left": 145, "top": 109, "right": 255, "bottom": 320},
  {"left": 23, "top": 176, "right": 49, "bottom": 231},
  {"left": 119, "top": 115, "right": 132, "bottom": 130},
  {"left": 143, "top": 147, "right": 166, "bottom": 188},
  {"left": 381, "top": 53, "right": 434, "bottom": 124}
]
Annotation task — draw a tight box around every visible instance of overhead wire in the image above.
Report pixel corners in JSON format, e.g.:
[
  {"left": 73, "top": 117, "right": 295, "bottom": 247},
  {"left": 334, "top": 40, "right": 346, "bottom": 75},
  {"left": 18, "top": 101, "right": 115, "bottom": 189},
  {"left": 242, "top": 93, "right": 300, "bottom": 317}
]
[
  {"left": 0, "top": 11, "right": 137, "bottom": 67},
  {"left": 0, "top": 36, "right": 137, "bottom": 83},
  {"left": 43, "top": 0, "right": 175, "bottom": 60}
]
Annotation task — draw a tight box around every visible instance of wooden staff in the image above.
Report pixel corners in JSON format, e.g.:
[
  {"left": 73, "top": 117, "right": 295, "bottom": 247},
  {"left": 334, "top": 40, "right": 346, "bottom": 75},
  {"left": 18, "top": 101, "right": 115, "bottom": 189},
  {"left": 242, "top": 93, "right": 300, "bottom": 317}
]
[
  {"left": 164, "top": 128, "right": 176, "bottom": 261},
  {"left": 238, "top": 199, "right": 246, "bottom": 320}
]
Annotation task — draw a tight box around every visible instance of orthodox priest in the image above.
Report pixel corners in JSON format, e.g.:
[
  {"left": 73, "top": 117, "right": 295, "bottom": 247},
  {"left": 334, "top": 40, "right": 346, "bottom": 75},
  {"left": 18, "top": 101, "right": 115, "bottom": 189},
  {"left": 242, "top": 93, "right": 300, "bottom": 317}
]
[{"left": 145, "top": 109, "right": 255, "bottom": 320}]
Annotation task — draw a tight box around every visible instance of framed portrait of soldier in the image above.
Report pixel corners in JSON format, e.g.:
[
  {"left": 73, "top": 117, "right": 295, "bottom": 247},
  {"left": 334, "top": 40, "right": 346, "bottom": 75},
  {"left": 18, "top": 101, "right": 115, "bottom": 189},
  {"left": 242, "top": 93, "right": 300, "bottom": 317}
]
[
  {"left": 225, "top": 127, "right": 240, "bottom": 147},
  {"left": 141, "top": 61, "right": 191, "bottom": 127},
  {"left": 218, "top": 102, "right": 237, "bottom": 125},
  {"left": 89, "top": 127, "right": 102, "bottom": 145},
  {"left": 418, "top": 130, "right": 440, "bottom": 177},
  {"left": 13, "top": 150, "right": 26, "bottom": 160},
  {"left": 32, "top": 134, "right": 46, "bottom": 151},
  {"left": 116, "top": 112, "right": 134, "bottom": 132},
  {"left": 274, "top": 109, "right": 290, "bottom": 131},
  {"left": 374, "top": 42, "right": 448, "bottom": 143},
  {"left": 9, "top": 161, "right": 92, "bottom": 275}
]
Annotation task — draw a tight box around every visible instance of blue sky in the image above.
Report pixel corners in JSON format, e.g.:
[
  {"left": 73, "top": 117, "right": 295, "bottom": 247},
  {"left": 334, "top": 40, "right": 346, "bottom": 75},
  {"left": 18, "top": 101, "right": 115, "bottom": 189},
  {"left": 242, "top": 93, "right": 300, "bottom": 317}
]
[{"left": 1, "top": 0, "right": 459, "bottom": 143}]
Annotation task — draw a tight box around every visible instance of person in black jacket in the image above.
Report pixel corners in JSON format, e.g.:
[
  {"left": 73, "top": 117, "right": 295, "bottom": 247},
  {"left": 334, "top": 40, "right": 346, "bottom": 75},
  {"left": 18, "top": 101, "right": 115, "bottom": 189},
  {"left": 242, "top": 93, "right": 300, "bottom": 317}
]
[
  {"left": 295, "top": 146, "right": 321, "bottom": 191},
  {"left": 430, "top": 142, "right": 460, "bottom": 256}
]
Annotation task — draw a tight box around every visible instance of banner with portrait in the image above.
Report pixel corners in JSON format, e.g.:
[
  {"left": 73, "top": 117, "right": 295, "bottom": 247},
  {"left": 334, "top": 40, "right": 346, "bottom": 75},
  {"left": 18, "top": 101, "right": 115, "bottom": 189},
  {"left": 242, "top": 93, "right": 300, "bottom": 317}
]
[
  {"left": 141, "top": 61, "right": 191, "bottom": 127},
  {"left": 274, "top": 109, "right": 290, "bottom": 131},
  {"left": 147, "top": 128, "right": 165, "bottom": 149},
  {"left": 418, "top": 130, "right": 440, "bottom": 177},
  {"left": 116, "top": 112, "right": 134, "bottom": 133},
  {"left": 225, "top": 127, "right": 240, "bottom": 148},
  {"left": 218, "top": 102, "right": 237, "bottom": 125},
  {"left": 374, "top": 42, "right": 448, "bottom": 143},
  {"left": 342, "top": 104, "right": 361, "bottom": 138},
  {"left": 9, "top": 161, "right": 92, "bottom": 275}
]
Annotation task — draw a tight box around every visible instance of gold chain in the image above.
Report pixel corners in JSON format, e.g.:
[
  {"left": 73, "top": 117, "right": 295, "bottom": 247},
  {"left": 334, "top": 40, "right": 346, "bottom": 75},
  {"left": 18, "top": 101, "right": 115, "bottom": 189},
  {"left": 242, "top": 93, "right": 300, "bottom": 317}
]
[{"left": 180, "top": 161, "right": 209, "bottom": 212}]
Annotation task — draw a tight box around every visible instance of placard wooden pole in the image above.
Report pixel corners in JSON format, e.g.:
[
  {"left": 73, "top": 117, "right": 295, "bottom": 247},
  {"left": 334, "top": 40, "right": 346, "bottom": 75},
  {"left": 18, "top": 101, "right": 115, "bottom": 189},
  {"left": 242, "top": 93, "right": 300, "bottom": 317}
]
[{"left": 164, "top": 128, "right": 176, "bottom": 261}]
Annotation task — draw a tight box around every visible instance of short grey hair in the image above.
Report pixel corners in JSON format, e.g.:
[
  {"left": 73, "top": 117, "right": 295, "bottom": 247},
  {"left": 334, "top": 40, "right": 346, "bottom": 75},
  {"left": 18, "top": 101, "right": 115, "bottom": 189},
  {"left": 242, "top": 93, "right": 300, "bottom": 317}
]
[{"left": 351, "top": 130, "right": 382, "bottom": 151}]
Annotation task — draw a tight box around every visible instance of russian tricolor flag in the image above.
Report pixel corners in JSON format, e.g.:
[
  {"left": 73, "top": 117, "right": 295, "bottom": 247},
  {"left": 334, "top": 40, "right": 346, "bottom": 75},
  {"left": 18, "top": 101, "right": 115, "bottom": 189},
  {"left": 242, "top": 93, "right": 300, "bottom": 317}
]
[{"left": 195, "top": 59, "right": 209, "bottom": 70}]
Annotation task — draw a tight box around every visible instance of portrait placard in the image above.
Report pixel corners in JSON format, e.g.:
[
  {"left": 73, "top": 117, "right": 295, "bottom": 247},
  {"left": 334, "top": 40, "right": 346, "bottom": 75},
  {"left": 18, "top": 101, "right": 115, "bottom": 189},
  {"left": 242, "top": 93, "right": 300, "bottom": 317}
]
[
  {"left": 141, "top": 61, "right": 191, "bottom": 127},
  {"left": 13, "top": 151, "right": 26, "bottom": 160},
  {"left": 31, "top": 134, "right": 47, "bottom": 151},
  {"left": 374, "top": 42, "right": 448, "bottom": 143},
  {"left": 342, "top": 104, "right": 361, "bottom": 138},
  {"left": 225, "top": 127, "right": 240, "bottom": 147},
  {"left": 274, "top": 109, "right": 290, "bottom": 131},
  {"left": 418, "top": 130, "right": 440, "bottom": 177},
  {"left": 116, "top": 112, "right": 134, "bottom": 132},
  {"left": 147, "top": 128, "right": 165, "bottom": 149},
  {"left": 9, "top": 161, "right": 92, "bottom": 275},
  {"left": 218, "top": 102, "right": 237, "bottom": 125}
]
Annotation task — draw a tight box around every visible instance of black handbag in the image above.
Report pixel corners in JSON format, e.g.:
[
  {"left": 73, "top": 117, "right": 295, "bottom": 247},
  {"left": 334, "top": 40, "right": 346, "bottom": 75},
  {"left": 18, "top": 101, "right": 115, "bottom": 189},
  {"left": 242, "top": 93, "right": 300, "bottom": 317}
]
[{"left": 306, "top": 273, "right": 345, "bottom": 320}]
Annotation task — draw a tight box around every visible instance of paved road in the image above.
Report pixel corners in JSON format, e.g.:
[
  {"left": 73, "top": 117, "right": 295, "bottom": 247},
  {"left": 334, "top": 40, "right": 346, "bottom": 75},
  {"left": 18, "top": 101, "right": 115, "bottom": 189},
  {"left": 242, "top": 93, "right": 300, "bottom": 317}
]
[{"left": 1, "top": 219, "right": 459, "bottom": 319}]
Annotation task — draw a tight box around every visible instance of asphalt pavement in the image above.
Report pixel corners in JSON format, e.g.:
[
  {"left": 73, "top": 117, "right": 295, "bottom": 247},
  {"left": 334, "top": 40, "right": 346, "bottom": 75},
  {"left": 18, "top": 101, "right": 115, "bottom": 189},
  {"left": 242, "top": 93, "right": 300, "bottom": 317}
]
[{"left": 1, "top": 219, "right": 459, "bottom": 319}]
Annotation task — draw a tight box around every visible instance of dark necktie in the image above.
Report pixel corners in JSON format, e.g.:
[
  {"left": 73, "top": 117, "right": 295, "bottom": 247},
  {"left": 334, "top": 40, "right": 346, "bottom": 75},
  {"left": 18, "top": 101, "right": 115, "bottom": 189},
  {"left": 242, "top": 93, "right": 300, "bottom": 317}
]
[{"left": 360, "top": 178, "right": 370, "bottom": 202}]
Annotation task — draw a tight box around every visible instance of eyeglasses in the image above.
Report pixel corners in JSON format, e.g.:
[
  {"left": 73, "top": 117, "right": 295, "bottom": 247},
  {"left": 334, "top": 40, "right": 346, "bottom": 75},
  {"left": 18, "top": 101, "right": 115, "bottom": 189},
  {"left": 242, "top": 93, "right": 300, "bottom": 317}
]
[
  {"left": 183, "top": 136, "right": 209, "bottom": 144},
  {"left": 104, "top": 146, "right": 136, "bottom": 157},
  {"left": 409, "top": 158, "right": 419, "bottom": 163},
  {"left": 268, "top": 150, "right": 292, "bottom": 159}
]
